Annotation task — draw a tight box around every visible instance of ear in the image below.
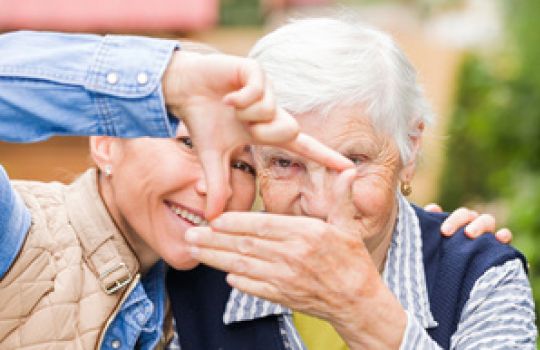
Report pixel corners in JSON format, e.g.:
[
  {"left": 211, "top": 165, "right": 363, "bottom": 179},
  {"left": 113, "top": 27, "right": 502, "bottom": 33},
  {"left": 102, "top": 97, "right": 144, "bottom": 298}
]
[
  {"left": 89, "top": 136, "right": 118, "bottom": 172},
  {"left": 399, "top": 121, "right": 424, "bottom": 182}
]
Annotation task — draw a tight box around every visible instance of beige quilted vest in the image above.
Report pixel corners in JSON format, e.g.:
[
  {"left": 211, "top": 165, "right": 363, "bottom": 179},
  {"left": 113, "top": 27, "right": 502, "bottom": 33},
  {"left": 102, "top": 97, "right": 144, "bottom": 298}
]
[{"left": 0, "top": 169, "right": 143, "bottom": 349}]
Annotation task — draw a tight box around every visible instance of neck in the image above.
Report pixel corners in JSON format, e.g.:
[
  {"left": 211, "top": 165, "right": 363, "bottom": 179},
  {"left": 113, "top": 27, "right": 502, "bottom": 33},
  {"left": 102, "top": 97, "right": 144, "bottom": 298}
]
[{"left": 97, "top": 171, "right": 159, "bottom": 276}]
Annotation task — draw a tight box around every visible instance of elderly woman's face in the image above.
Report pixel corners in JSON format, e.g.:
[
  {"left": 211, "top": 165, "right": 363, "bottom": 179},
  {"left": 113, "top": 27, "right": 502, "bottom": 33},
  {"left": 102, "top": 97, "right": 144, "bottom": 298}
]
[
  {"left": 100, "top": 124, "right": 256, "bottom": 270},
  {"left": 257, "top": 106, "right": 402, "bottom": 249}
]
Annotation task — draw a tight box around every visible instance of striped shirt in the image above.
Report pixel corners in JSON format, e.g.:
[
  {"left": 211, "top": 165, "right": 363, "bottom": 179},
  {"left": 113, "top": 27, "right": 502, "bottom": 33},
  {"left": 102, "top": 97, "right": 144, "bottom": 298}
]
[{"left": 169, "top": 195, "right": 537, "bottom": 349}]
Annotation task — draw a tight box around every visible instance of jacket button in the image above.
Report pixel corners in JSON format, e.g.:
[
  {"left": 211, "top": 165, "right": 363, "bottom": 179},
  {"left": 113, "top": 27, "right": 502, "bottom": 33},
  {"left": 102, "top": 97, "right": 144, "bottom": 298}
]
[
  {"left": 106, "top": 72, "right": 119, "bottom": 85},
  {"left": 111, "top": 339, "right": 121, "bottom": 349},
  {"left": 137, "top": 72, "right": 149, "bottom": 85}
]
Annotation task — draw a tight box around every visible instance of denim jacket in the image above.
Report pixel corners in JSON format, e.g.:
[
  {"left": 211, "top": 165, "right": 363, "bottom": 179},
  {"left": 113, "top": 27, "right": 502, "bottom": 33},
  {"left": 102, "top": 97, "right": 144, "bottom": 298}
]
[{"left": 0, "top": 31, "right": 179, "bottom": 349}]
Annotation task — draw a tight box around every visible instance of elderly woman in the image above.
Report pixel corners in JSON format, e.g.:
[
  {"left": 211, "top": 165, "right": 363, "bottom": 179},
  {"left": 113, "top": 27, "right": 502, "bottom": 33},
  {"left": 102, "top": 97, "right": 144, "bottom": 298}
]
[{"left": 180, "top": 19, "right": 537, "bottom": 349}]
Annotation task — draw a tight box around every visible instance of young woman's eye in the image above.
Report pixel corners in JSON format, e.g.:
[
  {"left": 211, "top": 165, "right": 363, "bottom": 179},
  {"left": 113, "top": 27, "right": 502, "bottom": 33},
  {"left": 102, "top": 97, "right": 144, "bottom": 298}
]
[
  {"left": 232, "top": 160, "right": 256, "bottom": 177},
  {"left": 177, "top": 136, "right": 193, "bottom": 149}
]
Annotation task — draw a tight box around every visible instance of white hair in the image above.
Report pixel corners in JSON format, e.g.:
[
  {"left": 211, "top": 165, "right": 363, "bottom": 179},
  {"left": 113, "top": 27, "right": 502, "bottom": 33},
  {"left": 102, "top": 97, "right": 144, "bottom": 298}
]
[{"left": 248, "top": 18, "right": 433, "bottom": 163}]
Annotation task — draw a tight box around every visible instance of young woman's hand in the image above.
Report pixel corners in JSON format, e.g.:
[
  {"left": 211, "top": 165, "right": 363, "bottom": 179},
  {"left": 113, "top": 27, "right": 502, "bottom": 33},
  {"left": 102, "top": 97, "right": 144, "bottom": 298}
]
[
  {"left": 424, "top": 204, "right": 512, "bottom": 244},
  {"left": 162, "top": 51, "right": 353, "bottom": 219}
]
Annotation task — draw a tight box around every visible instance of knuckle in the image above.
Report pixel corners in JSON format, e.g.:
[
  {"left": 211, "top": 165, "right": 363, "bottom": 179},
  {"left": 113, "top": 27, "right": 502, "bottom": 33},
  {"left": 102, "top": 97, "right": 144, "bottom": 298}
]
[
  {"left": 257, "top": 216, "right": 273, "bottom": 237},
  {"left": 480, "top": 214, "right": 495, "bottom": 227},
  {"left": 259, "top": 102, "right": 276, "bottom": 119},
  {"left": 306, "top": 220, "right": 326, "bottom": 237},
  {"left": 454, "top": 207, "right": 469, "bottom": 218},
  {"left": 238, "top": 237, "right": 255, "bottom": 254},
  {"left": 249, "top": 84, "right": 264, "bottom": 100},
  {"left": 232, "top": 257, "right": 250, "bottom": 274}
]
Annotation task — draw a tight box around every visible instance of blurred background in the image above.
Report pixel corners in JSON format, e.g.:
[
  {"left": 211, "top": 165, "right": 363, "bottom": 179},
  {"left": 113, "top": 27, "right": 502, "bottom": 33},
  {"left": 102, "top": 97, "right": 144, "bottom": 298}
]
[{"left": 1, "top": 0, "right": 539, "bottom": 332}]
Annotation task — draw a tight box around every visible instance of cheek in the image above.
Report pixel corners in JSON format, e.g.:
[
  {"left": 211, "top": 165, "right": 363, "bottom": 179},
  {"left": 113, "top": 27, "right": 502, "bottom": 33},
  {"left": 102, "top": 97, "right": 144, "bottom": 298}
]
[
  {"left": 351, "top": 175, "right": 397, "bottom": 219},
  {"left": 260, "top": 180, "right": 298, "bottom": 214},
  {"left": 228, "top": 176, "right": 257, "bottom": 211}
]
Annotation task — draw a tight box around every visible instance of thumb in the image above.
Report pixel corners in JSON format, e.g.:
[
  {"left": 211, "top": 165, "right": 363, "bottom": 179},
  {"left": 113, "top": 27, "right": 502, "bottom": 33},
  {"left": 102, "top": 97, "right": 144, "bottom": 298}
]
[
  {"left": 198, "top": 149, "right": 232, "bottom": 220},
  {"left": 327, "top": 168, "right": 358, "bottom": 233}
]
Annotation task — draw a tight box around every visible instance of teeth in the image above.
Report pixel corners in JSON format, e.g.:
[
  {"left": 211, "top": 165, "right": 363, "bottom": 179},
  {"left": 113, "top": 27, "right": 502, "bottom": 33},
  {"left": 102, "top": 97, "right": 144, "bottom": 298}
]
[{"left": 170, "top": 204, "right": 207, "bottom": 226}]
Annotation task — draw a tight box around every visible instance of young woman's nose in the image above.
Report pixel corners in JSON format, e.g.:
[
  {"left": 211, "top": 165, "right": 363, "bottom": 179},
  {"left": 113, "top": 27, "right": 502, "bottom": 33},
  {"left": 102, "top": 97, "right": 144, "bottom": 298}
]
[
  {"left": 194, "top": 167, "right": 233, "bottom": 204},
  {"left": 195, "top": 176, "right": 207, "bottom": 196}
]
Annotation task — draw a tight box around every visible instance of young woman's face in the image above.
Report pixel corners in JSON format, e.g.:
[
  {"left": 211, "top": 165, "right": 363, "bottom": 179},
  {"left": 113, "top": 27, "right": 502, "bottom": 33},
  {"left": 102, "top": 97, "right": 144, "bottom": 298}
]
[{"left": 98, "top": 124, "right": 256, "bottom": 270}]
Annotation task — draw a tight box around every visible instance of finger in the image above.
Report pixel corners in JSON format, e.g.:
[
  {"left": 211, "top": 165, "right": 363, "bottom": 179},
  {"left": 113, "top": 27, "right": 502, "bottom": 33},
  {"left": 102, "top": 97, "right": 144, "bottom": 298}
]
[
  {"left": 223, "top": 59, "right": 265, "bottom": 109},
  {"left": 440, "top": 207, "right": 477, "bottom": 236},
  {"left": 283, "top": 133, "right": 354, "bottom": 171},
  {"left": 189, "top": 245, "right": 276, "bottom": 281},
  {"left": 226, "top": 274, "right": 281, "bottom": 305},
  {"left": 235, "top": 81, "right": 276, "bottom": 123},
  {"left": 327, "top": 168, "right": 359, "bottom": 232},
  {"left": 424, "top": 203, "right": 443, "bottom": 213},
  {"left": 198, "top": 149, "right": 232, "bottom": 220},
  {"left": 211, "top": 212, "right": 314, "bottom": 241},
  {"left": 185, "top": 226, "right": 280, "bottom": 261},
  {"left": 249, "top": 107, "right": 300, "bottom": 144},
  {"left": 464, "top": 214, "right": 496, "bottom": 239},
  {"left": 495, "top": 228, "right": 512, "bottom": 244}
]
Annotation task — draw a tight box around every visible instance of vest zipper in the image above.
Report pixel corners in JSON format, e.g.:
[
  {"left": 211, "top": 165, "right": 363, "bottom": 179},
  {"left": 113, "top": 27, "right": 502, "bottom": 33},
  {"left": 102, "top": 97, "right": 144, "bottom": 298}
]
[{"left": 96, "top": 273, "right": 141, "bottom": 349}]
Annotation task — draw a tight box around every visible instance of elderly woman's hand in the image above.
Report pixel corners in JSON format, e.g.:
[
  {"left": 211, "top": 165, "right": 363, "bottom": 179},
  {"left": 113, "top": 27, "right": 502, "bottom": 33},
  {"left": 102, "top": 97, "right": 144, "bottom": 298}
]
[
  {"left": 424, "top": 203, "right": 513, "bottom": 243},
  {"left": 162, "top": 51, "right": 353, "bottom": 219},
  {"left": 185, "top": 169, "right": 407, "bottom": 349}
]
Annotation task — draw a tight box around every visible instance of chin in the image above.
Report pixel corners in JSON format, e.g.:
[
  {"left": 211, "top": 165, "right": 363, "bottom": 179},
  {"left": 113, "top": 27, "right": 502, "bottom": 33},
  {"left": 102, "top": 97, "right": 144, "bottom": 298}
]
[{"left": 167, "top": 257, "right": 200, "bottom": 271}]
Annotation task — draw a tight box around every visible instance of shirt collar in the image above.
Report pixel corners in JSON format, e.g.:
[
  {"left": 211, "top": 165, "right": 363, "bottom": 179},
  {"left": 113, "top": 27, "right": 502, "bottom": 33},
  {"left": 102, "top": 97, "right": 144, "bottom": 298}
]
[
  {"left": 382, "top": 194, "right": 438, "bottom": 328},
  {"left": 222, "top": 194, "right": 437, "bottom": 328},
  {"left": 223, "top": 287, "right": 291, "bottom": 324}
]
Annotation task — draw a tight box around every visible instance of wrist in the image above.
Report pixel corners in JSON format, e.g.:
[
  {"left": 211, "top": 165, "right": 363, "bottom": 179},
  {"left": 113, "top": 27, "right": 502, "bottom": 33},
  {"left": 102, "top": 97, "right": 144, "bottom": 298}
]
[
  {"left": 161, "top": 50, "right": 200, "bottom": 115},
  {"left": 331, "top": 281, "right": 407, "bottom": 350}
]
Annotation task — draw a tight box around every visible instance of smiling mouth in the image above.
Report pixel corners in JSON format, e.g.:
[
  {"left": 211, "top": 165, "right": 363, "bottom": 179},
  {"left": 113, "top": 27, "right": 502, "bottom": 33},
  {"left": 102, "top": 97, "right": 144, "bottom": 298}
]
[{"left": 166, "top": 202, "right": 209, "bottom": 226}]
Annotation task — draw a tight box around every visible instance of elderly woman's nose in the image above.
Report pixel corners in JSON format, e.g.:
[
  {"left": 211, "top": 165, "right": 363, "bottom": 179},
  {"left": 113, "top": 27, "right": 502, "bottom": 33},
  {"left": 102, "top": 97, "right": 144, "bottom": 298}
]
[{"left": 299, "top": 170, "right": 334, "bottom": 219}]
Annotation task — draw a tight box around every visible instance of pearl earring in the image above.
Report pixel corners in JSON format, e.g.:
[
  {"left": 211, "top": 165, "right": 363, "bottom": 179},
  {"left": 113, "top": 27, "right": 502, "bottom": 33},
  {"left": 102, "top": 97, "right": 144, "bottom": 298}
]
[{"left": 104, "top": 165, "right": 113, "bottom": 177}]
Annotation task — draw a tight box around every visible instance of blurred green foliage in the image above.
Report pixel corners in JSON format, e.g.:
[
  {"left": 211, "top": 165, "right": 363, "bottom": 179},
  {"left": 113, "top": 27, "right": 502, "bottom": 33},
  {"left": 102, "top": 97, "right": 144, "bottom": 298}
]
[
  {"left": 438, "top": 0, "right": 540, "bottom": 327},
  {"left": 220, "top": 0, "right": 263, "bottom": 26}
]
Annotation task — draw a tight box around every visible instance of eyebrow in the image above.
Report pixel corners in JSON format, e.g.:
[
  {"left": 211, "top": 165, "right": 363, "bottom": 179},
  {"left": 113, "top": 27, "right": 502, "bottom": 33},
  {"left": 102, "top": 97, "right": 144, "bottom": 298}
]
[{"left": 334, "top": 137, "right": 379, "bottom": 156}]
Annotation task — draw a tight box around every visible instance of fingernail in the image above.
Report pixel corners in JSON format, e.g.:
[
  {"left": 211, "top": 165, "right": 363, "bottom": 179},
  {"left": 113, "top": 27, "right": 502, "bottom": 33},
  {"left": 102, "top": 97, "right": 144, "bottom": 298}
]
[
  {"left": 441, "top": 223, "right": 451, "bottom": 235},
  {"left": 465, "top": 225, "right": 477, "bottom": 237},
  {"left": 226, "top": 274, "right": 236, "bottom": 285},
  {"left": 211, "top": 217, "right": 224, "bottom": 229},
  {"left": 496, "top": 230, "right": 511, "bottom": 243},
  {"left": 185, "top": 229, "right": 199, "bottom": 243},
  {"left": 188, "top": 246, "right": 200, "bottom": 257}
]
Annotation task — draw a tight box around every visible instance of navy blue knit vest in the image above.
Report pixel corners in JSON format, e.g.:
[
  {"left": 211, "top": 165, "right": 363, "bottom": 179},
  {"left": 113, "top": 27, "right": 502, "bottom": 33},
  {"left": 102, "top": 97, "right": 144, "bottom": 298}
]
[
  {"left": 414, "top": 206, "right": 526, "bottom": 348},
  {"left": 167, "top": 206, "right": 526, "bottom": 350}
]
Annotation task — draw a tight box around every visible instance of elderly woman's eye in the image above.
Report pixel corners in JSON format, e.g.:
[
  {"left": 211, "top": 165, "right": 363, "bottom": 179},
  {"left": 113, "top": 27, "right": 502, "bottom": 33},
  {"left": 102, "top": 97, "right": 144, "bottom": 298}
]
[
  {"left": 177, "top": 136, "right": 193, "bottom": 149},
  {"left": 348, "top": 155, "right": 366, "bottom": 166},
  {"left": 232, "top": 160, "right": 256, "bottom": 177},
  {"left": 272, "top": 158, "right": 292, "bottom": 168}
]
